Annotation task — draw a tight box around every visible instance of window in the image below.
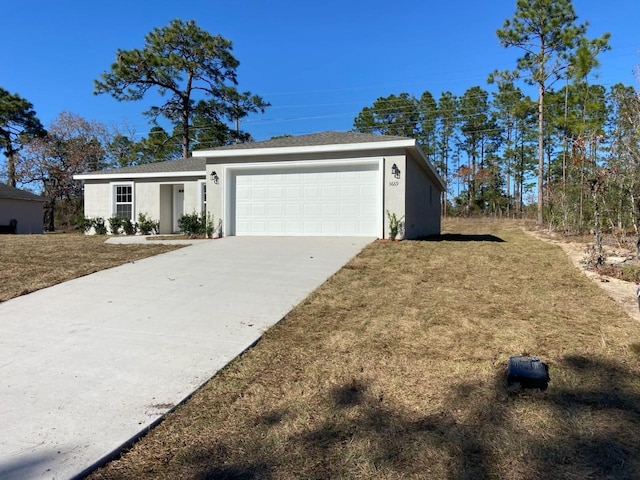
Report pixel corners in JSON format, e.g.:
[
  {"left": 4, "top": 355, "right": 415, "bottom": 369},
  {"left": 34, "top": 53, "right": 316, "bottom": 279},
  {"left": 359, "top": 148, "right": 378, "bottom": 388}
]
[
  {"left": 199, "top": 181, "right": 207, "bottom": 212},
  {"left": 112, "top": 183, "right": 133, "bottom": 220}
]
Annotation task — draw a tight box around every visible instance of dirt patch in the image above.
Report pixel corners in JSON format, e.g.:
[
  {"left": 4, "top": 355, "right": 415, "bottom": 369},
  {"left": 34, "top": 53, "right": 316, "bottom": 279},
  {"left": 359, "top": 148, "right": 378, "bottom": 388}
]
[{"left": 524, "top": 227, "right": 640, "bottom": 322}]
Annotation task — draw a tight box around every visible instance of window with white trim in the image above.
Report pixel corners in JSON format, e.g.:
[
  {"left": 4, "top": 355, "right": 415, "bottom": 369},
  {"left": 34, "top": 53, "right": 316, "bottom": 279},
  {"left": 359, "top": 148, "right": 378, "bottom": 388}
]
[
  {"left": 199, "top": 181, "right": 207, "bottom": 213},
  {"left": 113, "top": 183, "right": 133, "bottom": 220}
]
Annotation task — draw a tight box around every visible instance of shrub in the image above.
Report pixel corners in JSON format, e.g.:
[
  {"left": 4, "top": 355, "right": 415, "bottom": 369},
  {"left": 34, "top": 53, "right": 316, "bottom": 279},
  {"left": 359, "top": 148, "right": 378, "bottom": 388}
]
[
  {"left": 204, "top": 211, "right": 214, "bottom": 238},
  {"left": 108, "top": 216, "right": 124, "bottom": 235},
  {"left": 122, "top": 217, "right": 137, "bottom": 235},
  {"left": 79, "top": 216, "right": 94, "bottom": 234},
  {"left": 137, "top": 213, "right": 159, "bottom": 235},
  {"left": 178, "top": 212, "right": 203, "bottom": 237},
  {"left": 386, "top": 210, "right": 404, "bottom": 240},
  {"left": 177, "top": 211, "right": 215, "bottom": 237},
  {"left": 93, "top": 217, "right": 107, "bottom": 235}
]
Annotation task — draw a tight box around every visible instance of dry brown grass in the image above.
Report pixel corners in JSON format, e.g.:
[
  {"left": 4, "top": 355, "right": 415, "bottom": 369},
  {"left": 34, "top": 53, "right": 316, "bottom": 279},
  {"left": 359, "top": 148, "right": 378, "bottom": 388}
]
[
  {"left": 0, "top": 234, "right": 181, "bottom": 302},
  {"left": 87, "top": 218, "right": 640, "bottom": 480}
]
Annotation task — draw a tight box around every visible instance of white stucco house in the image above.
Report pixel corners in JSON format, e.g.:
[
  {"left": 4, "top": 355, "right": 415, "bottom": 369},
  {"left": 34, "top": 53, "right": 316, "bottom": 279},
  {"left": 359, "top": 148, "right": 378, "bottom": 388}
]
[
  {"left": 0, "top": 183, "right": 45, "bottom": 234},
  {"left": 74, "top": 132, "right": 445, "bottom": 239}
]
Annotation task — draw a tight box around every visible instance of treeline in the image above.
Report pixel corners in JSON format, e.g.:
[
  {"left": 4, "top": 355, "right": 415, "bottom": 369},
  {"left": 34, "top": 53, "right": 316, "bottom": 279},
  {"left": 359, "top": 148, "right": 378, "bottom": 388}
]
[
  {"left": 353, "top": 82, "right": 640, "bottom": 236},
  {"left": 354, "top": 0, "right": 640, "bottom": 245}
]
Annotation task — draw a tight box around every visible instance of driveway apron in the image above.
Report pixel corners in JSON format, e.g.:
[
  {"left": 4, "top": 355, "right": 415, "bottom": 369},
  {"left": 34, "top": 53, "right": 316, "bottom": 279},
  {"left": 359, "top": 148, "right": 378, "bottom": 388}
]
[{"left": 0, "top": 236, "right": 373, "bottom": 480}]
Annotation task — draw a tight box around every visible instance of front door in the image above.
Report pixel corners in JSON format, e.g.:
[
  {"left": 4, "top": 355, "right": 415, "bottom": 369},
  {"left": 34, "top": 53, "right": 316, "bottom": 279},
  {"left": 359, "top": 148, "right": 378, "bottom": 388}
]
[{"left": 173, "top": 185, "right": 184, "bottom": 233}]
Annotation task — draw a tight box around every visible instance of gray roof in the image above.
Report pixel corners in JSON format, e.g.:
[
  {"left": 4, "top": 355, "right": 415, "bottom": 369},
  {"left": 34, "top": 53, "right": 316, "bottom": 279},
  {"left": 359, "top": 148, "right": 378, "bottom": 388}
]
[
  {"left": 84, "top": 156, "right": 205, "bottom": 176},
  {"left": 198, "top": 131, "right": 412, "bottom": 152},
  {"left": 80, "top": 132, "right": 412, "bottom": 177},
  {"left": 0, "top": 183, "right": 46, "bottom": 202}
]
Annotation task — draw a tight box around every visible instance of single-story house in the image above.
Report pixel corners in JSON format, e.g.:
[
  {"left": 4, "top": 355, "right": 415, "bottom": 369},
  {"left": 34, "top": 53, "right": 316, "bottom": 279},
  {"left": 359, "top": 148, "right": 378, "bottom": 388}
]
[
  {"left": 74, "top": 131, "right": 445, "bottom": 238},
  {"left": 0, "top": 183, "right": 46, "bottom": 234}
]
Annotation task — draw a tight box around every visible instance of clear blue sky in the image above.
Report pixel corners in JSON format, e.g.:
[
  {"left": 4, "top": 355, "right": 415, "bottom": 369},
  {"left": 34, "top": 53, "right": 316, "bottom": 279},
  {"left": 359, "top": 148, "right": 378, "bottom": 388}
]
[{"left": 2, "top": 0, "right": 639, "bottom": 144}]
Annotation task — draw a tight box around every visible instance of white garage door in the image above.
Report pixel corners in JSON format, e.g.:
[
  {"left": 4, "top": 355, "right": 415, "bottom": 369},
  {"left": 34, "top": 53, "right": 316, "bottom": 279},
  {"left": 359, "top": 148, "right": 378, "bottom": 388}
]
[{"left": 233, "top": 163, "right": 380, "bottom": 236}]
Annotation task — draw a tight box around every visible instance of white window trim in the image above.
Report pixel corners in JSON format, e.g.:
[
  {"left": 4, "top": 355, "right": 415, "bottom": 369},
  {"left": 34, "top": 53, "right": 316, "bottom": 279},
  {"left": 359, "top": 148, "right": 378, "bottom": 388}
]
[
  {"left": 197, "top": 179, "right": 207, "bottom": 214},
  {"left": 110, "top": 181, "right": 135, "bottom": 220}
]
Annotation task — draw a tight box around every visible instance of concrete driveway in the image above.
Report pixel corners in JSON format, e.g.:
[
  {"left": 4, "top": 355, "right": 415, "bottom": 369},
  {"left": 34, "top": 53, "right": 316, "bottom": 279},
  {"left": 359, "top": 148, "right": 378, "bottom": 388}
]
[{"left": 0, "top": 236, "right": 373, "bottom": 480}]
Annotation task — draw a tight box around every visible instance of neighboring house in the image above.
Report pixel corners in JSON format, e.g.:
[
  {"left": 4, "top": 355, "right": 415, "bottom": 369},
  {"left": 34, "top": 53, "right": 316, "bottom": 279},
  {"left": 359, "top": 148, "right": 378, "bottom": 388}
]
[
  {"left": 75, "top": 131, "right": 445, "bottom": 238},
  {"left": 0, "top": 184, "right": 45, "bottom": 234}
]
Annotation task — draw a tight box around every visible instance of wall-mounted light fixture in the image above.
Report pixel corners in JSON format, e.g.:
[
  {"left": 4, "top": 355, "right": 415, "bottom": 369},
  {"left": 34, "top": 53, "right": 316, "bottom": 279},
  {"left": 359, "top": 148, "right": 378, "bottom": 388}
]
[
  {"left": 210, "top": 170, "right": 219, "bottom": 184},
  {"left": 391, "top": 163, "right": 401, "bottom": 179}
]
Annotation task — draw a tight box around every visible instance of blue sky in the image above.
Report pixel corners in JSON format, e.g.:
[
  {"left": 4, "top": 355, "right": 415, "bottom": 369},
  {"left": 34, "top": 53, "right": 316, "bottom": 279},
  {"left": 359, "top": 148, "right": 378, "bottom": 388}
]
[{"left": 2, "top": 0, "right": 639, "bottom": 144}]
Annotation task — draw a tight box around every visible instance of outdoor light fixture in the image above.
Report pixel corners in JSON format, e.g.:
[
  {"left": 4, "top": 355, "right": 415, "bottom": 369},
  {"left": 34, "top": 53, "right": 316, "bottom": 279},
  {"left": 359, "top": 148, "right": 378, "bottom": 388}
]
[
  {"left": 391, "top": 163, "right": 401, "bottom": 179},
  {"left": 210, "top": 171, "right": 219, "bottom": 184}
]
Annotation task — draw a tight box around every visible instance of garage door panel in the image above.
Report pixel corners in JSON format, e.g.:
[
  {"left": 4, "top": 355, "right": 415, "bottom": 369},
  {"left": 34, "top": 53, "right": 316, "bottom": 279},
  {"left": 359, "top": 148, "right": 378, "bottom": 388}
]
[{"left": 234, "top": 163, "right": 379, "bottom": 236}]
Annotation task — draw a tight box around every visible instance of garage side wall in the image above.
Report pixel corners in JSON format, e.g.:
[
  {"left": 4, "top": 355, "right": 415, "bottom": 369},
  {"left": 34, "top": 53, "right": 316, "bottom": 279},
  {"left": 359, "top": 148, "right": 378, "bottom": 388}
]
[
  {"left": 0, "top": 199, "right": 44, "bottom": 234},
  {"left": 404, "top": 156, "right": 441, "bottom": 238}
]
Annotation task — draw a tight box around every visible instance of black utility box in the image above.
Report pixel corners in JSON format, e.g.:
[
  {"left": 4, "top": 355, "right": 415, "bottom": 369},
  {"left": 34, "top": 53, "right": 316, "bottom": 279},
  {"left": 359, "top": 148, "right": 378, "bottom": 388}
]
[{"left": 507, "top": 356, "right": 550, "bottom": 390}]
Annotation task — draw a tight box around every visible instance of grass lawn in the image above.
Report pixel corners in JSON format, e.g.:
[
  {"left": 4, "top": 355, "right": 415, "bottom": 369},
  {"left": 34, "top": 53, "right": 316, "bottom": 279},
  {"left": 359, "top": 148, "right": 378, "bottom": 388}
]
[
  {"left": 79, "top": 219, "right": 640, "bottom": 479},
  {"left": 0, "top": 234, "right": 182, "bottom": 302}
]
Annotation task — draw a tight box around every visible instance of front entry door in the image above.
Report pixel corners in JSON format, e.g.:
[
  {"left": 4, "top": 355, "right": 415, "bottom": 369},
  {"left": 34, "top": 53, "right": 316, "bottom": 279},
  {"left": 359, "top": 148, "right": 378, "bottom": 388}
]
[{"left": 173, "top": 185, "right": 184, "bottom": 233}]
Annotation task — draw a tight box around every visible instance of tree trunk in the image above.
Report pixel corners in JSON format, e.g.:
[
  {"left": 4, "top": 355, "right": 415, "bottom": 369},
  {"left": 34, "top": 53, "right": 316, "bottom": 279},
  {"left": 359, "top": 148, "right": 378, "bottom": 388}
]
[
  {"left": 46, "top": 197, "right": 56, "bottom": 232},
  {"left": 537, "top": 83, "right": 545, "bottom": 226}
]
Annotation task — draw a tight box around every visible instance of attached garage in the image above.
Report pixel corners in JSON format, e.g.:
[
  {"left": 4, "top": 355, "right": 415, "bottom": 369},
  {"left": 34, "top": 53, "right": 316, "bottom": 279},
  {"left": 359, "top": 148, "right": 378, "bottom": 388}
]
[
  {"left": 194, "top": 131, "right": 445, "bottom": 239},
  {"left": 229, "top": 160, "right": 381, "bottom": 236}
]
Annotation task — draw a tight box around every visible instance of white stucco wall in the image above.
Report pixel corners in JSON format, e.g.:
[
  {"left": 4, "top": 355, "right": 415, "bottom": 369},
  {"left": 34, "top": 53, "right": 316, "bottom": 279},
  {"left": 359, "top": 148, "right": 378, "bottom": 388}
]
[
  {"left": 404, "top": 154, "right": 442, "bottom": 238},
  {"left": 83, "top": 182, "right": 111, "bottom": 220},
  {"left": 82, "top": 176, "right": 204, "bottom": 234},
  {"left": 0, "top": 199, "right": 44, "bottom": 234},
  {"left": 382, "top": 155, "right": 406, "bottom": 239}
]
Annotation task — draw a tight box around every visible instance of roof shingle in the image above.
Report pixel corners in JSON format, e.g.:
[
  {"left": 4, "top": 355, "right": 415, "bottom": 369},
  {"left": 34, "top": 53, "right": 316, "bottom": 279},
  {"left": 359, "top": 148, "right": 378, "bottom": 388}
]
[
  {"left": 198, "top": 131, "right": 412, "bottom": 151},
  {"left": 0, "top": 183, "right": 46, "bottom": 202}
]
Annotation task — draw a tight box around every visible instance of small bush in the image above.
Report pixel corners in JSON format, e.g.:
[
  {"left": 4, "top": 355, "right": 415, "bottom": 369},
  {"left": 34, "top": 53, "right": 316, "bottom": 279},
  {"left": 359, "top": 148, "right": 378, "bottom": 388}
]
[
  {"left": 93, "top": 217, "right": 107, "bottom": 235},
  {"left": 204, "top": 211, "right": 214, "bottom": 238},
  {"left": 79, "top": 216, "right": 94, "bottom": 233},
  {"left": 177, "top": 211, "right": 214, "bottom": 238},
  {"left": 122, "top": 217, "right": 137, "bottom": 235},
  {"left": 137, "top": 213, "right": 159, "bottom": 235},
  {"left": 178, "top": 212, "right": 203, "bottom": 237},
  {"left": 108, "top": 216, "right": 124, "bottom": 235}
]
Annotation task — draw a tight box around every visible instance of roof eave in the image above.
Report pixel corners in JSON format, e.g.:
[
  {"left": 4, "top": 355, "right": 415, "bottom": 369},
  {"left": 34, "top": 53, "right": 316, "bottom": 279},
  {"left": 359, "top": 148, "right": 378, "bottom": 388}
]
[
  {"left": 408, "top": 142, "right": 446, "bottom": 191},
  {"left": 74, "top": 171, "right": 205, "bottom": 181},
  {"left": 192, "top": 139, "right": 417, "bottom": 158}
]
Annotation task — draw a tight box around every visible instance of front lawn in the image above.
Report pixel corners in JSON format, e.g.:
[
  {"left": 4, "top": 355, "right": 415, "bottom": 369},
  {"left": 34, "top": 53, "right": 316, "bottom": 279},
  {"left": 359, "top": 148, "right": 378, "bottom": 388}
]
[
  {"left": 0, "top": 234, "right": 182, "bottom": 302},
  {"left": 87, "top": 218, "right": 640, "bottom": 479}
]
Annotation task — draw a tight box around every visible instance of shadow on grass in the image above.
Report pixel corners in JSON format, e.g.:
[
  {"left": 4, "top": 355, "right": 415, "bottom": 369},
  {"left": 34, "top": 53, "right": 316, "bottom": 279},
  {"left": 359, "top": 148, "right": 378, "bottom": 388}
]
[
  {"left": 418, "top": 233, "right": 506, "bottom": 243},
  {"left": 190, "top": 355, "right": 640, "bottom": 480}
]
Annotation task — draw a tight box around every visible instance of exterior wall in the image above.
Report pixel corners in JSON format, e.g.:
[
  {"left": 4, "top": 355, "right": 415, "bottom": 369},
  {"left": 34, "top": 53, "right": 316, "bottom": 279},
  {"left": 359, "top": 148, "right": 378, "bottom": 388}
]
[
  {"left": 83, "top": 182, "right": 112, "bottom": 220},
  {"left": 134, "top": 181, "right": 161, "bottom": 220},
  {"left": 404, "top": 154, "right": 442, "bottom": 238},
  {"left": 82, "top": 176, "right": 204, "bottom": 234},
  {"left": 158, "top": 184, "right": 173, "bottom": 234},
  {"left": 0, "top": 199, "right": 44, "bottom": 234},
  {"left": 382, "top": 155, "right": 406, "bottom": 239}
]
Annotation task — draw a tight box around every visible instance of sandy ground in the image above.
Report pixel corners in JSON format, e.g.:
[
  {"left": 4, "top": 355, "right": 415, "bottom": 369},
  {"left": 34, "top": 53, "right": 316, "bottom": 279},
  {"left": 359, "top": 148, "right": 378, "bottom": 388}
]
[{"left": 524, "top": 228, "right": 640, "bottom": 323}]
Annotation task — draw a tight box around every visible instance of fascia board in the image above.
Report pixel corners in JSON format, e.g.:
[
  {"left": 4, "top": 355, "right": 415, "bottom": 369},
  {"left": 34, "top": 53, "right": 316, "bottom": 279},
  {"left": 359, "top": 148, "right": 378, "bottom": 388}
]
[
  {"left": 192, "top": 139, "right": 416, "bottom": 158},
  {"left": 73, "top": 171, "right": 205, "bottom": 181}
]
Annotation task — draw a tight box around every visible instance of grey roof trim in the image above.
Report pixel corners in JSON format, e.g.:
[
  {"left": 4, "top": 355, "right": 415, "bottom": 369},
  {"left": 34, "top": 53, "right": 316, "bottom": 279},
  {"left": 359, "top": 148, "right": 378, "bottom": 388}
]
[{"left": 0, "top": 184, "right": 46, "bottom": 202}]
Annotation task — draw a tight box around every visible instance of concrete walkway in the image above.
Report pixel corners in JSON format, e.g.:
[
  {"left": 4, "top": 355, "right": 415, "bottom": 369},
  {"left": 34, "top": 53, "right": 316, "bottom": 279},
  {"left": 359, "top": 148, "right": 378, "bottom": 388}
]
[{"left": 0, "top": 236, "right": 373, "bottom": 480}]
